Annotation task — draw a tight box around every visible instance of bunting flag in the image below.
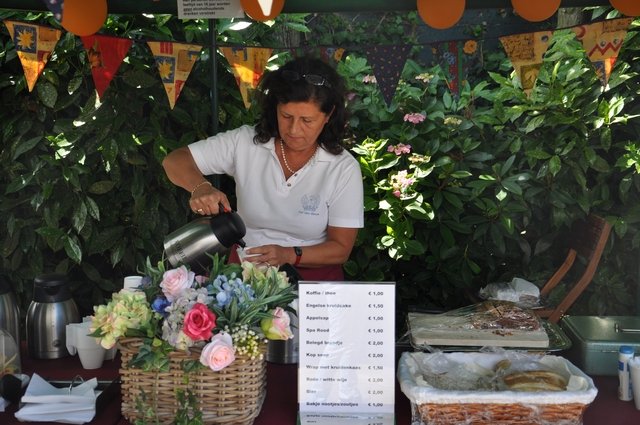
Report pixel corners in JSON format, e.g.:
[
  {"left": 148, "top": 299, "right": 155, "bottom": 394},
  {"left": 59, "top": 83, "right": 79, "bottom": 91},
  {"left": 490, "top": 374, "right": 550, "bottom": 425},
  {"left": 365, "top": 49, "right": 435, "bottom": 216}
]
[
  {"left": 2, "top": 17, "right": 638, "bottom": 107},
  {"left": 362, "top": 44, "right": 411, "bottom": 106},
  {"left": 499, "top": 30, "right": 553, "bottom": 96},
  {"left": 42, "top": 0, "right": 64, "bottom": 21},
  {"left": 3, "top": 21, "right": 62, "bottom": 92},
  {"left": 81, "top": 35, "right": 133, "bottom": 99},
  {"left": 147, "top": 41, "right": 203, "bottom": 109},
  {"left": 220, "top": 46, "right": 272, "bottom": 109},
  {"left": 572, "top": 17, "right": 633, "bottom": 87},
  {"left": 432, "top": 39, "right": 480, "bottom": 97}
]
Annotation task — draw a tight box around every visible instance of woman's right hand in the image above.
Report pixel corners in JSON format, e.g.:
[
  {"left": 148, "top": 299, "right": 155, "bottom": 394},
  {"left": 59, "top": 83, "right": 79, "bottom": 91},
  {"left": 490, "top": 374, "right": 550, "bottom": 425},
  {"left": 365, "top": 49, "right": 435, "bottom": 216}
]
[{"left": 189, "top": 182, "right": 231, "bottom": 215}]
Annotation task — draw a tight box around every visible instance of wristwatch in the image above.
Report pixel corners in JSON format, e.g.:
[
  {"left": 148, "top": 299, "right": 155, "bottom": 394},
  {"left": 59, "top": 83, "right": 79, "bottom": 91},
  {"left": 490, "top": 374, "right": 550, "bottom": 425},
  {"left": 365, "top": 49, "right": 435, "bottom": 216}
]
[{"left": 293, "top": 246, "right": 303, "bottom": 266}]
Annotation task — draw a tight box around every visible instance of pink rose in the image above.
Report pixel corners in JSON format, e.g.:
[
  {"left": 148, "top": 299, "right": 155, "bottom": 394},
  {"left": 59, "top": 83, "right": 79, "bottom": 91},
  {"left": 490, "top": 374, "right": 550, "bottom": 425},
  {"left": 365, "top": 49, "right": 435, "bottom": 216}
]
[
  {"left": 160, "top": 266, "right": 194, "bottom": 301},
  {"left": 200, "top": 332, "right": 235, "bottom": 371},
  {"left": 183, "top": 303, "right": 217, "bottom": 341},
  {"left": 260, "top": 307, "right": 294, "bottom": 340}
]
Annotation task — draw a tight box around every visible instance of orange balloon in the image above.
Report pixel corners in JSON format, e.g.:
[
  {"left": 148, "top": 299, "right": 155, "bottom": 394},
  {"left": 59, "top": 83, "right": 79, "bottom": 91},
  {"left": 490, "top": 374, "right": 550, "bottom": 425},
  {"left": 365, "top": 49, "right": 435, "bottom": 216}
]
[
  {"left": 240, "top": 0, "right": 285, "bottom": 22},
  {"left": 511, "top": 0, "right": 561, "bottom": 22},
  {"left": 417, "top": 0, "right": 465, "bottom": 30},
  {"left": 610, "top": 0, "right": 640, "bottom": 16},
  {"left": 61, "top": 0, "right": 107, "bottom": 36}
]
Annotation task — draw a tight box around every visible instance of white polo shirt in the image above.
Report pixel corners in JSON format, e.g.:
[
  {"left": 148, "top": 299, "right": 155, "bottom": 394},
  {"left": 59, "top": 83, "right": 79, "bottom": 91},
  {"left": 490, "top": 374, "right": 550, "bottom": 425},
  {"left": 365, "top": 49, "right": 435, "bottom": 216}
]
[{"left": 189, "top": 125, "right": 364, "bottom": 248}]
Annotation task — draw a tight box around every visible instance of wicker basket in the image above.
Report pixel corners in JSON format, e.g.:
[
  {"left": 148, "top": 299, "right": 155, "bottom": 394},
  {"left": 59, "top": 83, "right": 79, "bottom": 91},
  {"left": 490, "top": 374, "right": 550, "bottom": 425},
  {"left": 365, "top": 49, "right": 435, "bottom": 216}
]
[
  {"left": 398, "top": 351, "right": 598, "bottom": 425},
  {"left": 119, "top": 337, "right": 266, "bottom": 425},
  {"left": 416, "top": 401, "right": 587, "bottom": 424}
]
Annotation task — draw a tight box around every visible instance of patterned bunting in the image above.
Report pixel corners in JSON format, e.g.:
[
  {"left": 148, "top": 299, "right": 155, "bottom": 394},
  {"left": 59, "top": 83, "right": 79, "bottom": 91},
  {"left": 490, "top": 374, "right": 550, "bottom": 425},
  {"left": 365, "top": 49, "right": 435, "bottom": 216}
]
[
  {"left": 499, "top": 30, "right": 553, "bottom": 96},
  {"left": 432, "top": 39, "right": 480, "bottom": 97},
  {"left": 220, "top": 46, "right": 273, "bottom": 109},
  {"left": 3, "top": 20, "right": 62, "bottom": 92},
  {"left": 572, "top": 17, "right": 633, "bottom": 88},
  {"left": 362, "top": 45, "right": 411, "bottom": 106},
  {"left": 81, "top": 35, "right": 133, "bottom": 99},
  {"left": 147, "top": 41, "right": 203, "bottom": 109},
  {"left": 42, "top": 0, "right": 64, "bottom": 21}
]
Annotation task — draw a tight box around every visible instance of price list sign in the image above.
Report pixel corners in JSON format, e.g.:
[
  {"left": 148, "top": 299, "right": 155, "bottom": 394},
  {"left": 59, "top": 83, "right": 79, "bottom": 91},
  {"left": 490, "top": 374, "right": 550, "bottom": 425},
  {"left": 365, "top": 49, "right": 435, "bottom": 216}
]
[{"left": 298, "top": 281, "right": 395, "bottom": 424}]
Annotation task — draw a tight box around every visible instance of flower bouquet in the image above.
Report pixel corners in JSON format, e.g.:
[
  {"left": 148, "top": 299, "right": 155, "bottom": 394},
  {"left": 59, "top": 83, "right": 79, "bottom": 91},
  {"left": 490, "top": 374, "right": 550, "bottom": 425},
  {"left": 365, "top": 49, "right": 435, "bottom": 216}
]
[{"left": 91, "top": 255, "right": 297, "bottom": 425}]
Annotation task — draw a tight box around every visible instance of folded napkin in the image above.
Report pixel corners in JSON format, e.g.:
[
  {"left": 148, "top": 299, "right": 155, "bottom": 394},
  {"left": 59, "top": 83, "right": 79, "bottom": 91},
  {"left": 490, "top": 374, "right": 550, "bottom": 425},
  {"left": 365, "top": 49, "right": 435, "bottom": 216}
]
[{"left": 15, "top": 373, "right": 98, "bottom": 424}]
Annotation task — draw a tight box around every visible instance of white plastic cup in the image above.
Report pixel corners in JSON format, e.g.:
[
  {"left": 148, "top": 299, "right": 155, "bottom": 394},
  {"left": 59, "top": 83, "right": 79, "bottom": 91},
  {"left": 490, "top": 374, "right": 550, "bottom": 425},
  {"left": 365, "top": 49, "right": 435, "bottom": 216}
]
[
  {"left": 66, "top": 321, "right": 106, "bottom": 369},
  {"left": 123, "top": 275, "right": 143, "bottom": 292},
  {"left": 629, "top": 357, "right": 640, "bottom": 410}
]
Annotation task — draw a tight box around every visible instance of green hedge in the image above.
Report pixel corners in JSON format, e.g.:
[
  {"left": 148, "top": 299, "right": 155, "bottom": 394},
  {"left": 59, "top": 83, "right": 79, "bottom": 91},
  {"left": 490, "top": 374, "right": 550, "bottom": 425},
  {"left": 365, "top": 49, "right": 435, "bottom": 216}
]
[{"left": 1, "top": 11, "right": 638, "bottom": 322}]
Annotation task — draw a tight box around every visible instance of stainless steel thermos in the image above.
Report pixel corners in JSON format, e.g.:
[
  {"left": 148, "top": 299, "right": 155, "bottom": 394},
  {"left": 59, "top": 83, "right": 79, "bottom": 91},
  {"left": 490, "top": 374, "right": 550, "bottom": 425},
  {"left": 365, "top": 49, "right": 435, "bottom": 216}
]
[
  {"left": 164, "top": 210, "right": 246, "bottom": 268},
  {"left": 26, "top": 273, "right": 80, "bottom": 359},
  {"left": 0, "top": 277, "right": 20, "bottom": 348}
]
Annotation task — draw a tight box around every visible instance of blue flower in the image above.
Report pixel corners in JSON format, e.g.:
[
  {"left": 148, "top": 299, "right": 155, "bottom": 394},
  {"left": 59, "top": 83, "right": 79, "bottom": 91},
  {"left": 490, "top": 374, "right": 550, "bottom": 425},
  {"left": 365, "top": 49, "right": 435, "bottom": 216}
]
[
  {"left": 140, "top": 275, "right": 153, "bottom": 289},
  {"left": 209, "top": 274, "right": 255, "bottom": 308},
  {"left": 152, "top": 296, "right": 171, "bottom": 317}
]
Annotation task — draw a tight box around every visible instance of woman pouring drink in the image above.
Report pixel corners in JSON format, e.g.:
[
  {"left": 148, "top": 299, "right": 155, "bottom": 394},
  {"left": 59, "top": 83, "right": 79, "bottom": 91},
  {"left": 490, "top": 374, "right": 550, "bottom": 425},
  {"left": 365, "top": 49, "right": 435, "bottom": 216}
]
[{"left": 162, "top": 56, "right": 364, "bottom": 281}]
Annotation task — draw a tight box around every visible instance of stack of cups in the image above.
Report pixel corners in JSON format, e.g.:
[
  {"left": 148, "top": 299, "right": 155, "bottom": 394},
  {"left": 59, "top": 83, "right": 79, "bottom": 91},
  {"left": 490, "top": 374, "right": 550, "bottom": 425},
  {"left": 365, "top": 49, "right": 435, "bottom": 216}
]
[
  {"left": 629, "top": 353, "right": 640, "bottom": 410},
  {"left": 620, "top": 345, "right": 640, "bottom": 410}
]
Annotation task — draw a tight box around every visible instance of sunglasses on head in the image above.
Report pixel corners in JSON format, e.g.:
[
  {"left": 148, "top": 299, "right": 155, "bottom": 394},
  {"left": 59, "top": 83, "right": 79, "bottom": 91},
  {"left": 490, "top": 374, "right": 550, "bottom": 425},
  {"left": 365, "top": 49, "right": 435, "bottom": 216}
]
[{"left": 281, "top": 70, "right": 332, "bottom": 88}]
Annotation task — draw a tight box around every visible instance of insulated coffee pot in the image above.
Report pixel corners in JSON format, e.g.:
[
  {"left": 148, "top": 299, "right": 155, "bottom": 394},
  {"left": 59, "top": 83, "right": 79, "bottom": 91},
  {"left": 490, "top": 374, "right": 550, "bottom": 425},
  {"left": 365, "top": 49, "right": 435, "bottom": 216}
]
[
  {"left": 0, "top": 277, "right": 20, "bottom": 347},
  {"left": 26, "top": 273, "right": 80, "bottom": 359},
  {"left": 164, "top": 207, "right": 246, "bottom": 268}
]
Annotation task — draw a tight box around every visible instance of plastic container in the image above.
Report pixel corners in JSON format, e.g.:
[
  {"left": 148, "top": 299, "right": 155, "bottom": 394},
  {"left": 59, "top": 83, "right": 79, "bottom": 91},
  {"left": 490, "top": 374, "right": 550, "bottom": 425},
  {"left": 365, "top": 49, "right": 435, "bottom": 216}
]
[
  {"left": 619, "top": 345, "right": 634, "bottom": 401},
  {"left": 0, "top": 328, "right": 20, "bottom": 375}
]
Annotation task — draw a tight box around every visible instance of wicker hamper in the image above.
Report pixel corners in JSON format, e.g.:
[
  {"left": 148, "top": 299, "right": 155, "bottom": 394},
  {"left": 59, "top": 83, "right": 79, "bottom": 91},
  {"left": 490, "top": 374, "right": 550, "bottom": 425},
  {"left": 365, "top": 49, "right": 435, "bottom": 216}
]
[
  {"left": 119, "top": 337, "right": 267, "bottom": 425},
  {"left": 398, "top": 351, "right": 598, "bottom": 425}
]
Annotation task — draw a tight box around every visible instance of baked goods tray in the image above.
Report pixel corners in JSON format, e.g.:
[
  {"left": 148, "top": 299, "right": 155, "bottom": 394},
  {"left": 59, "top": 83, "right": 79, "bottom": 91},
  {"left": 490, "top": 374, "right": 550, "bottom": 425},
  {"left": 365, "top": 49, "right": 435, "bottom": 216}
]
[{"left": 403, "top": 319, "right": 571, "bottom": 353}]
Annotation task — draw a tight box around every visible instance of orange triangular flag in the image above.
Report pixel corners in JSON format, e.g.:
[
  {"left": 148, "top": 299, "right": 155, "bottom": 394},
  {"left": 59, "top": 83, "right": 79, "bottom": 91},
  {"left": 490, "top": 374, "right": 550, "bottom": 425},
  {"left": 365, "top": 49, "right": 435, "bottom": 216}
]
[
  {"left": 499, "top": 31, "right": 553, "bottom": 96},
  {"left": 147, "top": 41, "right": 203, "bottom": 109},
  {"left": 3, "top": 20, "right": 61, "bottom": 92},
  {"left": 220, "top": 46, "right": 273, "bottom": 109},
  {"left": 81, "top": 35, "right": 133, "bottom": 99},
  {"left": 572, "top": 17, "right": 633, "bottom": 87}
]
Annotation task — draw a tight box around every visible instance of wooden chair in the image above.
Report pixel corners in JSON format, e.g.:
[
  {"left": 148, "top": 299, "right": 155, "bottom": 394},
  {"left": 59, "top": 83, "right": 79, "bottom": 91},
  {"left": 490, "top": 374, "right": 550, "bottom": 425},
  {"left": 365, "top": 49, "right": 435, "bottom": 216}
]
[{"left": 535, "top": 214, "right": 612, "bottom": 323}]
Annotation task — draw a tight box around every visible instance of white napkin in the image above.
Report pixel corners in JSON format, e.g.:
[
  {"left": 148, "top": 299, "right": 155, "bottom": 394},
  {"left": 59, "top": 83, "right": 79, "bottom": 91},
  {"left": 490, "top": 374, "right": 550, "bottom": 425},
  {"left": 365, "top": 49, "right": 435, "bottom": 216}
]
[{"left": 15, "top": 373, "right": 97, "bottom": 424}]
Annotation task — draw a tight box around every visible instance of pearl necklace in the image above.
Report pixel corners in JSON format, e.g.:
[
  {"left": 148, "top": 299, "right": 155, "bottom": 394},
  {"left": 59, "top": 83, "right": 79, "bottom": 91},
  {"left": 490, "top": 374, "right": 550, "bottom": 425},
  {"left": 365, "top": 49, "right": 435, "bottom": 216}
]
[{"left": 280, "top": 139, "right": 317, "bottom": 175}]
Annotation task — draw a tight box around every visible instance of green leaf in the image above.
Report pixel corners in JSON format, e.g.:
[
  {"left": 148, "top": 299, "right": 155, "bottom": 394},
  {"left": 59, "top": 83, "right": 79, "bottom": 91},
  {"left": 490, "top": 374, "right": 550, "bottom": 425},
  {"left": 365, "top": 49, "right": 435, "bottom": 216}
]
[
  {"left": 64, "top": 235, "right": 82, "bottom": 264},
  {"left": 501, "top": 178, "right": 522, "bottom": 195},
  {"left": 500, "top": 155, "right": 516, "bottom": 176},
  {"left": 37, "top": 81, "right": 58, "bottom": 108},
  {"left": 13, "top": 135, "right": 42, "bottom": 160},
  {"left": 89, "top": 181, "right": 116, "bottom": 195},
  {"left": 549, "top": 155, "right": 561, "bottom": 176},
  {"left": 68, "top": 74, "right": 83, "bottom": 94},
  {"left": 72, "top": 202, "right": 88, "bottom": 233}
]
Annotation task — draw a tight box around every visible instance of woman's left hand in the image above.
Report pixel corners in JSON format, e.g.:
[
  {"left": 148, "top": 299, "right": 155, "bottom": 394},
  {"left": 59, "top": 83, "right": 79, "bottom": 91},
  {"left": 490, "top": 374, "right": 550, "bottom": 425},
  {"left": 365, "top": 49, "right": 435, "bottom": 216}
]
[{"left": 244, "top": 245, "right": 293, "bottom": 268}]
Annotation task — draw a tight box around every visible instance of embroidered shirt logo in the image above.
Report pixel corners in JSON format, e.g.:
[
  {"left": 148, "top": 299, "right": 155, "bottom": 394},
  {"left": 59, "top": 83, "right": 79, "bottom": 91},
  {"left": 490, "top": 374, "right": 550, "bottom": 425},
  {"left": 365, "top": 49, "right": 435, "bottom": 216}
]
[{"left": 300, "top": 194, "right": 320, "bottom": 215}]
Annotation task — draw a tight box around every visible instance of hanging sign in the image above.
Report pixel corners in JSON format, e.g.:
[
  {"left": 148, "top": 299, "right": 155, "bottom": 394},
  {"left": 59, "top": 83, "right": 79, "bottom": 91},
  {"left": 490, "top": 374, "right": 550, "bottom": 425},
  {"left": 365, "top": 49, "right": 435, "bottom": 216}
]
[
  {"left": 177, "top": 0, "right": 244, "bottom": 19},
  {"left": 298, "top": 281, "right": 396, "bottom": 425}
]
